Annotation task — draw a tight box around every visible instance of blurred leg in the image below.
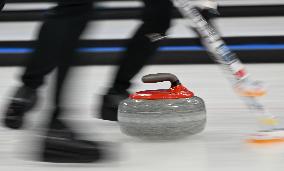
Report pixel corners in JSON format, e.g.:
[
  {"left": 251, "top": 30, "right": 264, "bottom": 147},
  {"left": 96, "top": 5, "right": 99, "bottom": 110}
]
[
  {"left": 21, "top": 1, "right": 93, "bottom": 90},
  {"left": 3, "top": 1, "right": 93, "bottom": 129},
  {"left": 100, "top": 0, "right": 174, "bottom": 121},
  {"left": 111, "top": 0, "right": 174, "bottom": 91},
  {"left": 39, "top": 2, "right": 107, "bottom": 163},
  {"left": 4, "top": 0, "right": 108, "bottom": 163},
  {"left": 46, "top": 2, "right": 93, "bottom": 123}
]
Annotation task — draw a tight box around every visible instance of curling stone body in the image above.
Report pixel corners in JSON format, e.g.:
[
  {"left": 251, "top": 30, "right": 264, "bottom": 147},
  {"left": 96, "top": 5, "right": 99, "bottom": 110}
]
[{"left": 118, "top": 73, "right": 207, "bottom": 139}]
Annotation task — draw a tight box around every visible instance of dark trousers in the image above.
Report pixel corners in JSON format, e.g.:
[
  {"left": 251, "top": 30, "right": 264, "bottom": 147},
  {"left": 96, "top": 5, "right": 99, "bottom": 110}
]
[
  {"left": 20, "top": 1, "right": 93, "bottom": 121},
  {"left": 22, "top": 1, "right": 93, "bottom": 88},
  {"left": 22, "top": 1, "right": 93, "bottom": 105},
  {"left": 21, "top": 0, "right": 174, "bottom": 98},
  {"left": 110, "top": 0, "right": 214, "bottom": 92},
  {"left": 19, "top": 0, "right": 173, "bottom": 122},
  {"left": 111, "top": 0, "right": 174, "bottom": 91}
]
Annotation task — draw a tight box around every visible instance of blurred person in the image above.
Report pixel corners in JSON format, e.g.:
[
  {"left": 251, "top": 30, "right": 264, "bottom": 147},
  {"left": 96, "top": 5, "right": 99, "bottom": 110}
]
[
  {"left": 99, "top": 0, "right": 265, "bottom": 121},
  {"left": 2, "top": 0, "right": 105, "bottom": 163}
]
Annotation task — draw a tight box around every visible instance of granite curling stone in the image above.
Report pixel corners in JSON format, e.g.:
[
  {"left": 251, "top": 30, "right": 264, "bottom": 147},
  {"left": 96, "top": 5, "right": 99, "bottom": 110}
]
[{"left": 118, "top": 73, "right": 206, "bottom": 139}]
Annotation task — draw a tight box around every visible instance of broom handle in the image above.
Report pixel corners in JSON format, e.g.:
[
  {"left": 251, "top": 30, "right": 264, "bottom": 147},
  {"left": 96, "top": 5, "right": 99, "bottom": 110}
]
[{"left": 173, "top": 0, "right": 278, "bottom": 129}]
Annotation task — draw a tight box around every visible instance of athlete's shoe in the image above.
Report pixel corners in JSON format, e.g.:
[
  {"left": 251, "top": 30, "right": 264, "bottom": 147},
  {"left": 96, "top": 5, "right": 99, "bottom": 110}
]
[
  {"left": 41, "top": 119, "right": 104, "bottom": 163},
  {"left": 234, "top": 79, "right": 267, "bottom": 97},
  {"left": 99, "top": 88, "right": 129, "bottom": 121},
  {"left": 2, "top": 86, "right": 38, "bottom": 129}
]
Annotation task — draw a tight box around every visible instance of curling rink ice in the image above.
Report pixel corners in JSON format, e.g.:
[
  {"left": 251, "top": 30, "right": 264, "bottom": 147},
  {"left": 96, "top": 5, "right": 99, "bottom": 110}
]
[{"left": 0, "top": 64, "right": 284, "bottom": 171}]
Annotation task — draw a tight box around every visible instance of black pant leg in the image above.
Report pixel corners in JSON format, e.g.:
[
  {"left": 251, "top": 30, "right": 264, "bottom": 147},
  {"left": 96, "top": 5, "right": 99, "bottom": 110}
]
[
  {"left": 20, "top": 1, "right": 93, "bottom": 121},
  {"left": 111, "top": 0, "right": 174, "bottom": 91},
  {"left": 21, "top": 1, "right": 93, "bottom": 90}
]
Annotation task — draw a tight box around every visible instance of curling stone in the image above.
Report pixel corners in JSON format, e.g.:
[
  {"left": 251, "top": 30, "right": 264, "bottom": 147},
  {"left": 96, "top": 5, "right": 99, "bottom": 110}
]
[{"left": 118, "top": 73, "right": 206, "bottom": 139}]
